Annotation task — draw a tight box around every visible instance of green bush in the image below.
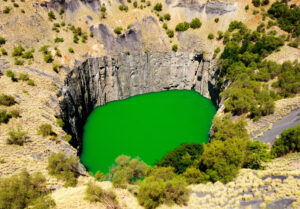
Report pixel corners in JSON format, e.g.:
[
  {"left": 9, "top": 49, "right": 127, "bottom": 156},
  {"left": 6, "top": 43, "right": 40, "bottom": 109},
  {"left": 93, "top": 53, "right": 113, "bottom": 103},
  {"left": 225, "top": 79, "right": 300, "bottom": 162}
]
[
  {"left": 37, "top": 123, "right": 53, "bottom": 137},
  {"left": 271, "top": 125, "right": 300, "bottom": 157},
  {"left": 114, "top": 26, "right": 123, "bottom": 35},
  {"left": 182, "top": 167, "right": 209, "bottom": 184},
  {"left": 213, "top": 47, "right": 220, "bottom": 58},
  {"left": 13, "top": 3, "right": 19, "bottom": 7},
  {"left": 0, "top": 94, "right": 16, "bottom": 106},
  {"left": 12, "top": 45, "right": 25, "bottom": 56},
  {"left": 171, "top": 44, "right": 178, "bottom": 52},
  {"left": 162, "top": 23, "right": 168, "bottom": 30},
  {"left": 10, "top": 109, "right": 20, "bottom": 118},
  {"left": 288, "top": 41, "right": 298, "bottom": 48},
  {"left": 47, "top": 152, "right": 79, "bottom": 187},
  {"left": 44, "top": 54, "right": 53, "bottom": 63},
  {"left": 175, "top": 22, "right": 189, "bottom": 32},
  {"left": 119, "top": 4, "right": 128, "bottom": 11},
  {"left": 166, "top": 29, "right": 174, "bottom": 38},
  {"left": 137, "top": 167, "right": 189, "bottom": 209},
  {"left": 27, "top": 79, "right": 35, "bottom": 86},
  {"left": 0, "top": 109, "right": 11, "bottom": 124},
  {"left": 156, "top": 143, "right": 204, "bottom": 174},
  {"left": 64, "top": 134, "right": 72, "bottom": 142},
  {"left": 68, "top": 47, "right": 74, "bottom": 53},
  {"left": 48, "top": 11, "right": 56, "bottom": 20},
  {"left": 245, "top": 5, "right": 249, "bottom": 11},
  {"left": 163, "top": 13, "right": 171, "bottom": 21},
  {"left": 0, "top": 37, "right": 6, "bottom": 45},
  {"left": 56, "top": 118, "right": 64, "bottom": 127},
  {"left": 1, "top": 48, "right": 7, "bottom": 55},
  {"left": 14, "top": 58, "right": 24, "bottom": 66},
  {"left": 59, "top": 7, "right": 64, "bottom": 15},
  {"left": 19, "top": 73, "right": 29, "bottom": 81},
  {"left": 6, "top": 70, "right": 17, "bottom": 82},
  {"left": 133, "top": 1, "right": 138, "bottom": 8},
  {"left": 0, "top": 169, "right": 55, "bottom": 209},
  {"left": 54, "top": 37, "right": 64, "bottom": 43},
  {"left": 208, "top": 33, "right": 214, "bottom": 40},
  {"left": 214, "top": 17, "right": 219, "bottom": 23},
  {"left": 109, "top": 155, "right": 150, "bottom": 188},
  {"left": 153, "top": 3, "right": 162, "bottom": 11},
  {"left": 3, "top": 6, "right": 11, "bottom": 14},
  {"left": 85, "top": 182, "right": 119, "bottom": 207},
  {"left": 6, "top": 125, "right": 27, "bottom": 145},
  {"left": 22, "top": 50, "right": 34, "bottom": 59},
  {"left": 243, "top": 140, "right": 271, "bottom": 169},
  {"left": 95, "top": 171, "right": 105, "bottom": 181},
  {"left": 190, "top": 18, "right": 202, "bottom": 29},
  {"left": 252, "top": 0, "right": 260, "bottom": 7}
]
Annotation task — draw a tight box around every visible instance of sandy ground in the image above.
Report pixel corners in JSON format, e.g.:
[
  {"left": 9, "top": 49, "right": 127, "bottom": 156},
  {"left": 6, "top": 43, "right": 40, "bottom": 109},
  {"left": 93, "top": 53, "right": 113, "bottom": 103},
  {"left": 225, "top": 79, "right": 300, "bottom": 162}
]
[{"left": 256, "top": 108, "right": 300, "bottom": 144}]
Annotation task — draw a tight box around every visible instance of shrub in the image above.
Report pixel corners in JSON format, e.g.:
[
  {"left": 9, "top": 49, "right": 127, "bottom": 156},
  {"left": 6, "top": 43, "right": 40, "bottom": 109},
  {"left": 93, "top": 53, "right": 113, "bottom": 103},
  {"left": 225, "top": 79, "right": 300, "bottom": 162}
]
[
  {"left": 19, "top": 73, "right": 29, "bottom": 81},
  {"left": 13, "top": 3, "right": 19, "bottom": 7},
  {"left": 0, "top": 37, "right": 6, "bottom": 45},
  {"left": 119, "top": 4, "right": 128, "bottom": 11},
  {"left": 175, "top": 22, "right": 189, "bottom": 32},
  {"left": 208, "top": 33, "right": 214, "bottom": 40},
  {"left": 1, "top": 48, "right": 7, "bottom": 55},
  {"left": 153, "top": 3, "right": 162, "bottom": 11},
  {"left": 12, "top": 45, "right": 25, "bottom": 56},
  {"left": 162, "top": 23, "right": 168, "bottom": 30},
  {"left": 47, "top": 152, "right": 79, "bottom": 187},
  {"left": 0, "top": 169, "right": 55, "bottom": 209},
  {"left": 14, "top": 58, "right": 24, "bottom": 65},
  {"left": 54, "top": 37, "right": 64, "bottom": 43},
  {"left": 37, "top": 123, "right": 53, "bottom": 137},
  {"left": 245, "top": 5, "right": 249, "bottom": 11},
  {"left": 56, "top": 118, "right": 64, "bottom": 127},
  {"left": 262, "top": 0, "right": 269, "bottom": 5},
  {"left": 10, "top": 109, "right": 20, "bottom": 118},
  {"left": 44, "top": 54, "right": 53, "bottom": 63},
  {"left": 163, "top": 13, "right": 171, "bottom": 21},
  {"left": 59, "top": 7, "right": 64, "bottom": 15},
  {"left": 64, "top": 134, "right": 72, "bottom": 142},
  {"left": 6, "top": 125, "right": 27, "bottom": 145},
  {"left": 114, "top": 26, "right": 123, "bottom": 35},
  {"left": 109, "top": 155, "right": 150, "bottom": 188},
  {"left": 133, "top": 1, "right": 138, "bottom": 8},
  {"left": 190, "top": 18, "right": 202, "bottom": 29},
  {"left": 22, "top": 50, "right": 34, "bottom": 59},
  {"left": 288, "top": 41, "right": 298, "bottom": 48},
  {"left": 171, "top": 44, "right": 178, "bottom": 52},
  {"left": 0, "top": 94, "right": 16, "bottom": 106},
  {"left": 6, "top": 70, "right": 17, "bottom": 82},
  {"left": 95, "top": 171, "right": 105, "bottom": 181},
  {"left": 244, "top": 140, "right": 270, "bottom": 169},
  {"left": 271, "top": 125, "right": 300, "bottom": 158},
  {"left": 27, "top": 79, "right": 35, "bottom": 86},
  {"left": 217, "top": 30, "right": 223, "bottom": 40},
  {"left": 214, "top": 17, "right": 219, "bottom": 23},
  {"left": 85, "top": 182, "right": 119, "bottom": 208},
  {"left": 166, "top": 29, "right": 174, "bottom": 38},
  {"left": 68, "top": 47, "right": 74, "bottom": 53},
  {"left": 3, "top": 6, "right": 11, "bottom": 14},
  {"left": 52, "top": 63, "right": 61, "bottom": 73},
  {"left": 182, "top": 167, "right": 209, "bottom": 184},
  {"left": 156, "top": 143, "right": 204, "bottom": 174},
  {"left": 252, "top": 0, "right": 260, "bottom": 7},
  {"left": 0, "top": 109, "right": 11, "bottom": 124},
  {"left": 137, "top": 167, "right": 189, "bottom": 209},
  {"left": 213, "top": 47, "right": 220, "bottom": 58},
  {"left": 48, "top": 11, "right": 56, "bottom": 20}
]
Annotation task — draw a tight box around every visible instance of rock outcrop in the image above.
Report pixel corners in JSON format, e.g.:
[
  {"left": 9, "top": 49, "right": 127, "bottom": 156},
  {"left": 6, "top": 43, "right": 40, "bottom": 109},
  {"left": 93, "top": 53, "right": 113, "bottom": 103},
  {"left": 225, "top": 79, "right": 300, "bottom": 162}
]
[{"left": 58, "top": 52, "right": 221, "bottom": 152}]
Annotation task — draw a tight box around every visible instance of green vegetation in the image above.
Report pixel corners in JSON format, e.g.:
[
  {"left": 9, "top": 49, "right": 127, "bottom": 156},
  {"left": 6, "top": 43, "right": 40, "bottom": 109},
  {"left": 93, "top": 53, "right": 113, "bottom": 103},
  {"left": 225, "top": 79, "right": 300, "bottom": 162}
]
[
  {"left": 68, "top": 47, "right": 74, "bottom": 53},
  {"left": 244, "top": 140, "right": 270, "bottom": 169},
  {"left": 12, "top": 45, "right": 25, "bottom": 57},
  {"left": 109, "top": 155, "right": 150, "bottom": 188},
  {"left": 171, "top": 44, "right": 178, "bottom": 52},
  {"left": 163, "top": 13, "right": 171, "bottom": 21},
  {"left": 0, "top": 169, "right": 55, "bottom": 209},
  {"left": 156, "top": 143, "right": 204, "bottom": 173},
  {"left": 166, "top": 29, "right": 174, "bottom": 38},
  {"left": 114, "top": 26, "right": 123, "bottom": 35},
  {"left": 22, "top": 49, "right": 34, "bottom": 59},
  {"left": 208, "top": 33, "right": 214, "bottom": 40},
  {"left": 0, "top": 109, "right": 19, "bottom": 124},
  {"left": 27, "top": 79, "right": 35, "bottom": 86},
  {"left": 6, "top": 69, "right": 17, "bottom": 82},
  {"left": 3, "top": 6, "right": 11, "bottom": 14},
  {"left": 59, "top": 7, "right": 64, "bottom": 15},
  {"left": 271, "top": 125, "right": 300, "bottom": 157},
  {"left": 153, "top": 3, "right": 162, "bottom": 12},
  {"left": 137, "top": 167, "right": 189, "bottom": 209},
  {"left": 119, "top": 4, "right": 128, "bottom": 12},
  {"left": 39, "top": 45, "right": 53, "bottom": 63},
  {"left": 54, "top": 37, "right": 64, "bottom": 43},
  {"left": 37, "top": 123, "right": 53, "bottom": 137},
  {"left": 0, "top": 94, "right": 16, "bottom": 106},
  {"left": 1, "top": 48, "right": 7, "bottom": 55},
  {"left": 48, "top": 11, "right": 56, "bottom": 21},
  {"left": 56, "top": 118, "right": 64, "bottom": 127},
  {"left": 245, "top": 5, "right": 249, "bottom": 11},
  {"left": 133, "top": 1, "right": 138, "bottom": 8},
  {"left": 175, "top": 22, "right": 189, "bottom": 32},
  {"left": 85, "top": 182, "right": 119, "bottom": 207},
  {"left": 268, "top": 1, "right": 300, "bottom": 37},
  {"left": 213, "top": 47, "right": 220, "bottom": 58},
  {"left": 14, "top": 58, "right": 24, "bottom": 65},
  {"left": 190, "top": 18, "right": 202, "bottom": 29},
  {"left": 95, "top": 171, "right": 105, "bottom": 181},
  {"left": 6, "top": 125, "right": 27, "bottom": 145},
  {"left": 214, "top": 17, "right": 219, "bottom": 23},
  {"left": 47, "top": 152, "right": 79, "bottom": 187},
  {"left": 0, "top": 36, "right": 6, "bottom": 45},
  {"left": 288, "top": 41, "right": 298, "bottom": 48},
  {"left": 252, "top": 0, "right": 260, "bottom": 7}
]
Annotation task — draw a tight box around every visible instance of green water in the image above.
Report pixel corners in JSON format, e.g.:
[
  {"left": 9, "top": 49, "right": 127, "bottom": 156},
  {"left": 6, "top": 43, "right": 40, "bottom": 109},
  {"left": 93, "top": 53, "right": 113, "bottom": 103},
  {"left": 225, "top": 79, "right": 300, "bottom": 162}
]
[{"left": 80, "top": 90, "right": 216, "bottom": 174}]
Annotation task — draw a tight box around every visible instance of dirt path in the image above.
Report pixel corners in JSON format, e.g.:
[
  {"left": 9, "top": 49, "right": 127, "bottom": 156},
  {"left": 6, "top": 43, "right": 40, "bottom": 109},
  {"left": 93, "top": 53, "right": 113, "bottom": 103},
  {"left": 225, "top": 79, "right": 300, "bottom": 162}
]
[{"left": 256, "top": 108, "right": 300, "bottom": 144}]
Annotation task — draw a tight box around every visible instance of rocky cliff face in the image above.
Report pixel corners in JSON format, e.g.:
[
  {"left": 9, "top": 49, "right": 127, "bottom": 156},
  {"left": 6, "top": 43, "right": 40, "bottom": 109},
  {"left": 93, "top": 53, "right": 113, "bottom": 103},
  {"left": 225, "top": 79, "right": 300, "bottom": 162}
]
[{"left": 58, "top": 52, "right": 221, "bottom": 151}]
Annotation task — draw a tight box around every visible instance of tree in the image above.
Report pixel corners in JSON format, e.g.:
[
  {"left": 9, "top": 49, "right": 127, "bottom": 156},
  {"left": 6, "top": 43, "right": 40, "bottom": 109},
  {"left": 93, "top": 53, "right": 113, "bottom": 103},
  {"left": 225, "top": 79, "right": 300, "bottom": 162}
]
[
  {"left": 175, "top": 22, "right": 189, "bottom": 32},
  {"left": 153, "top": 3, "right": 162, "bottom": 11},
  {"left": 190, "top": 18, "right": 202, "bottom": 29}
]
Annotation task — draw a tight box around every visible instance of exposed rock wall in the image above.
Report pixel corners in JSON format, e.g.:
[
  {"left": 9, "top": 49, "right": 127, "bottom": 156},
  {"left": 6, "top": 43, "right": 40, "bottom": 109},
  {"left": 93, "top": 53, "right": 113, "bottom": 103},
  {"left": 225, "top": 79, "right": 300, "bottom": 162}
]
[{"left": 58, "top": 52, "right": 220, "bottom": 152}]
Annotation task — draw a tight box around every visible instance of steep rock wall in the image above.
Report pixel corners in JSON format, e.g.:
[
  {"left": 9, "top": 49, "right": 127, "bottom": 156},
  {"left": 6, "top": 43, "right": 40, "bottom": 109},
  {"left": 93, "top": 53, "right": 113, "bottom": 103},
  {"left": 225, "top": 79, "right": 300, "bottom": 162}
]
[{"left": 58, "top": 52, "right": 221, "bottom": 152}]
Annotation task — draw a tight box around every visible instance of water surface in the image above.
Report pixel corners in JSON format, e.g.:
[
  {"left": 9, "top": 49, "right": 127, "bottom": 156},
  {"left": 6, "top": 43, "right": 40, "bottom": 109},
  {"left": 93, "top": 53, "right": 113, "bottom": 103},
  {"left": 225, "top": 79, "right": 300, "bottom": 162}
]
[{"left": 80, "top": 90, "right": 216, "bottom": 174}]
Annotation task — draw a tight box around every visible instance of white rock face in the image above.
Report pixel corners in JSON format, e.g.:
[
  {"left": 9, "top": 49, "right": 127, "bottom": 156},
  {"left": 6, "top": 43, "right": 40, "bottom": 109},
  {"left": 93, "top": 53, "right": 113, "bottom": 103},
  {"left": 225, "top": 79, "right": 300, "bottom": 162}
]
[{"left": 58, "top": 52, "right": 221, "bottom": 150}]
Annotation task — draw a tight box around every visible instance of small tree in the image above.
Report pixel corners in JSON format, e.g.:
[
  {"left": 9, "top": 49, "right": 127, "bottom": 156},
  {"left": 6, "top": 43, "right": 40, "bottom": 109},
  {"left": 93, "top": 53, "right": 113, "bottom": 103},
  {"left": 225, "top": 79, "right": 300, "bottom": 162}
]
[
  {"left": 166, "top": 29, "right": 174, "bottom": 38},
  {"left": 163, "top": 13, "right": 171, "bottom": 21},
  {"left": 208, "top": 33, "right": 215, "bottom": 40},
  {"left": 175, "top": 22, "right": 189, "bottom": 32},
  {"left": 172, "top": 44, "right": 178, "bottom": 52},
  {"left": 48, "top": 11, "right": 56, "bottom": 20},
  {"left": 153, "top": 3, "right": 162, "bottom": 11},
  {"left": 190, "top": 18, "right": 202, "bottom": 29},
  {"left": 37, "top": 123, "right": 53, "bottom": 137}
]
